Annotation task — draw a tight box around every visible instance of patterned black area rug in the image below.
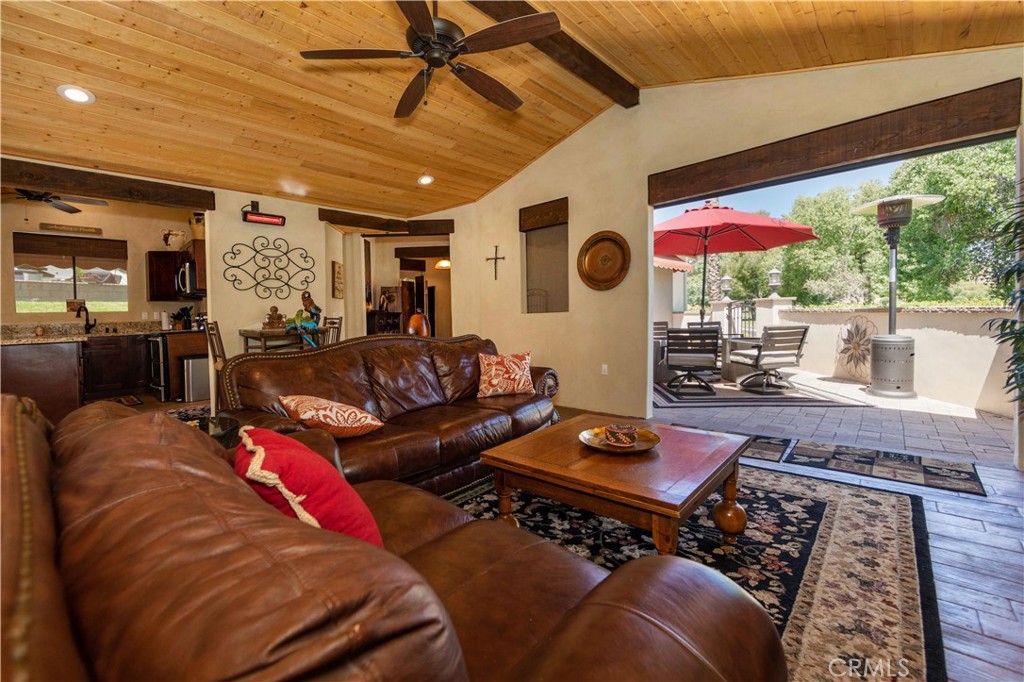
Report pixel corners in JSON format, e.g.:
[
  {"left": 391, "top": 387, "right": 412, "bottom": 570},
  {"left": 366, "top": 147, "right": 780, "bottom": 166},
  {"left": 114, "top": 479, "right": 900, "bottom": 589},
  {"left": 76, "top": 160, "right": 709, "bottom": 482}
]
[
  {"left": 453, "top": 468, "right": 945, "bottom": 682},
  {"left": 165, "top": 405, "right": 211, "bottom": 422},
  {"left": 653, "top": 382, "right": 852, "bottom": 408}
]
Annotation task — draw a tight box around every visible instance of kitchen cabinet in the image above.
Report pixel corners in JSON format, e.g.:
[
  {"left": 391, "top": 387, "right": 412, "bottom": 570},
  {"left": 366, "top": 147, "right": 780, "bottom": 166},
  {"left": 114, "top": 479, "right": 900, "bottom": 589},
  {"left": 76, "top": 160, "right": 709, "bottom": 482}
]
[
  {"left": 147, "top": 251, "right": 183, "bottom": 301},
  {"left": 82, "top": 335, "right": 149, "bottom": 400},
  {"left": 146, "top": 239, "right": 206, "bottom": 301},
  {"left": 0, "top": 342, "right": 82, "bottom": 422},
  {"left": 165, "top": 331, "right": 208, "bottom": 401}
]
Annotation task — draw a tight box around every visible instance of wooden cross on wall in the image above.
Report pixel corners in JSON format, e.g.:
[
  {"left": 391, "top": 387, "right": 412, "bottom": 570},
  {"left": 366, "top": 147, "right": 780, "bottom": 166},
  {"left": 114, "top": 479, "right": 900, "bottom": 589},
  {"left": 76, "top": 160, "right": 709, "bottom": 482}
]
[{"left": 486, "top": 245, "right": 505, "bottom": 281}]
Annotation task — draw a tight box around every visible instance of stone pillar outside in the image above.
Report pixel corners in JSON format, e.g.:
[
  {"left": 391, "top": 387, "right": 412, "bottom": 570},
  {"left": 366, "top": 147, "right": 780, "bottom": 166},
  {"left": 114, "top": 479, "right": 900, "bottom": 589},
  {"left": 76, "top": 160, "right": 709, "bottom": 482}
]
[{"left": 754, "top": 296, "right": 796, "bottom": 329}]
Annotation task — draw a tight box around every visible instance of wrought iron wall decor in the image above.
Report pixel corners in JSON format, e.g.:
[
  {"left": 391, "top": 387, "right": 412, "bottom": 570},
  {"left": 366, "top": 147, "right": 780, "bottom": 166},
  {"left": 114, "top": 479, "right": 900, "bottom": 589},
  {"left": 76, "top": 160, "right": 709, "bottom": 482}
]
[{"left": 222, "top": 235, "right": 315, "bottom": 299}]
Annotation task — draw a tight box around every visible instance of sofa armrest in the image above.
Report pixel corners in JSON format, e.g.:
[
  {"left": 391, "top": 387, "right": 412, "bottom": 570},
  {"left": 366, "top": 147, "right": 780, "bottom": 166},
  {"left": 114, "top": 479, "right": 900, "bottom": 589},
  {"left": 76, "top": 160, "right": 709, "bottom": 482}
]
[
  {"left": 530, "top": 366, "right": 558, "bottom": 398},
  {"left": 285, "top": 428, "right": 341, "bottom": 469},
  {"left": 503, "top": 556, "right": 786, "bottom": 682},
  {"left": 218, "top": 408, "right": 305, "bottom": 434}
]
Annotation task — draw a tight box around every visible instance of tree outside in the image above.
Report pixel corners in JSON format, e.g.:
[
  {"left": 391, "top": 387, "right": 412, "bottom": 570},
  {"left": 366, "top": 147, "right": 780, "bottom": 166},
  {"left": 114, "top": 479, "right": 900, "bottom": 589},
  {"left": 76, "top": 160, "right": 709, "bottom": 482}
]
[{"left": 704, "top": 138, "right": 1016, "bottom": 307}]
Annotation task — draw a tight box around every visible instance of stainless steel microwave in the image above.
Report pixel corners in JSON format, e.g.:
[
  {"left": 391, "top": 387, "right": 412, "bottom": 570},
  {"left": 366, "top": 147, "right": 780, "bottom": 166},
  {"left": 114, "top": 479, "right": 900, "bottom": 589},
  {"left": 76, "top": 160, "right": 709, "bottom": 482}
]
[{"left": 176, "top": 259, "right": 206, "bottom": 297}]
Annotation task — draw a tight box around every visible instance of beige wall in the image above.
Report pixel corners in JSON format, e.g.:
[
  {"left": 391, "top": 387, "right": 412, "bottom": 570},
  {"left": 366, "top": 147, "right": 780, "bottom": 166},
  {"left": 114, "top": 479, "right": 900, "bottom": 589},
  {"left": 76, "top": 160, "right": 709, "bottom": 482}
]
[
  {"left": 652, "top": 267, "right": 673, "bottom": 325},
  {"left": 205, "top": 189, "right": 332, "bottom": 359},
  {"left": 429, "top": 48, "right": 1022, "bottom": 417},
  {"left": 781, "top": 308, "right": 1014, "bottom": 417},
  {"left": 1, "top": 197, "right": 194, "bottom": 324}
]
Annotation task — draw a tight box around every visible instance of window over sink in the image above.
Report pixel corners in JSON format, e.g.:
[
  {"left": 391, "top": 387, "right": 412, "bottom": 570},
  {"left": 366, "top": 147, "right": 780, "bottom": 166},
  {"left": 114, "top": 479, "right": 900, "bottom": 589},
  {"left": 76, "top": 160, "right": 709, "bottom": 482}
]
[{"left": 12, "top": 232, "right": 128, "bottom": 313}]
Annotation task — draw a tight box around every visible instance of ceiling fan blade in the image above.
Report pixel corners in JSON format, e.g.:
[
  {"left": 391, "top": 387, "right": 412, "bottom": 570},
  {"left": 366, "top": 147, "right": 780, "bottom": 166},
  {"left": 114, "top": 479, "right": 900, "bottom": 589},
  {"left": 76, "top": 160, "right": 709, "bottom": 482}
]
[
  {"left": 396, "top": 0, "right": 435, "bottom": 41},
  {"left": 395, "top": 68, "right": 433, "bottom": 118},
  {"left": 47, "top": 200, "right": 81, "bottom": 214},
  {"left": 58, "top": 196, "right": 109, "bottom": 206},
  {"left": 301, "top": 48, "right": 414, "bottom": 60},
  {"left": 14, "top": 188, "right": 35, "bottom": 199},
  {"left": 455, "top": 12, "right": 560, "bottom": 54},
  {"left": 451, "top": 64, "right": 522, "bottom": 112}
]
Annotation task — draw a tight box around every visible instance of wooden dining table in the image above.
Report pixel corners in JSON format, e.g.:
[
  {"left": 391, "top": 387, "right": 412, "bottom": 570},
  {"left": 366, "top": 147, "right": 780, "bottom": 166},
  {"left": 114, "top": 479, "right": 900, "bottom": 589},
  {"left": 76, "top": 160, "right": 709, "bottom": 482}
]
[{"left": 238, "top": 328, "right": 309, "bottom": 353}]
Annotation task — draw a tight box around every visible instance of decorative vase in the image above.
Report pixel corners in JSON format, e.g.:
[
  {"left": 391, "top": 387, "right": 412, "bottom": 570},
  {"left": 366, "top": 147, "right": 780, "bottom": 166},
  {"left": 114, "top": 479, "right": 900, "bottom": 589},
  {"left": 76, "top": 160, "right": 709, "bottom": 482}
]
[{"left": 189, "top": 212, "right": 206, "bottom": 240}]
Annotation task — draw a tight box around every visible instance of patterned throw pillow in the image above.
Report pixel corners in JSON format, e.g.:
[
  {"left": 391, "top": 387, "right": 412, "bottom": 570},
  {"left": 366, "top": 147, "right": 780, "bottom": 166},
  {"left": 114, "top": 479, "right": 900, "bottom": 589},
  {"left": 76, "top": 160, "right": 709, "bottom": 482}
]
[
  {"left": 477, "top": 352, "right": 535, "bottom": 398},
  {"left": 279, "top": 395, "right": 384, "bottom": 438},
  {"left": 235, "top": 426, "right": 383, "bottom": 547}
]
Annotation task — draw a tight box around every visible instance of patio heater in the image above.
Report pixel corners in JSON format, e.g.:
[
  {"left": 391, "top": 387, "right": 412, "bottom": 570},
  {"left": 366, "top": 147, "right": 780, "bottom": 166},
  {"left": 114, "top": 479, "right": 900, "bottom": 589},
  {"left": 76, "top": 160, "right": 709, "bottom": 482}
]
[{"left": 852, "top": 194, "right": 944, "bottom": 398}]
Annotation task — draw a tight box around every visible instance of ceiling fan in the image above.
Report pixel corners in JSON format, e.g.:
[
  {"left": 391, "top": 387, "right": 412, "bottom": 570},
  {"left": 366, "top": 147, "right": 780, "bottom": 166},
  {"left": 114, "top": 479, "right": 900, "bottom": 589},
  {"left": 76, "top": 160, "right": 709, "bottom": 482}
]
[
  {"left": 12, "top": 188, "right": 109, "bottom": 213},
  {"left": 300, "top": 0, "right": 560, "bottom": 117}
]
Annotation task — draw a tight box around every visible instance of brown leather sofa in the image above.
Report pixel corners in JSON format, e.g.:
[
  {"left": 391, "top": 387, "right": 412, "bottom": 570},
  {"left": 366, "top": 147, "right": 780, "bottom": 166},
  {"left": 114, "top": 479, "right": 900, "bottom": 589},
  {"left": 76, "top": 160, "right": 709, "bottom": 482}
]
[
  {"left": 2, "top": 395, "right": 787, "bottom": 681},
  {"left": 220, "top": 334, "right": 560, "bottom": 496}
]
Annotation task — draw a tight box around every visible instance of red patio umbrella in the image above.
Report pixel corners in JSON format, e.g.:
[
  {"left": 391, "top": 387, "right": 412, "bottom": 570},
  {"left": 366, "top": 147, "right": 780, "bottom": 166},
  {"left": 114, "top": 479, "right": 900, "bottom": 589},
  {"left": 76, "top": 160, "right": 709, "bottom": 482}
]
[{"left": 653, "top": 204, "right": 818, "bottom": 322}]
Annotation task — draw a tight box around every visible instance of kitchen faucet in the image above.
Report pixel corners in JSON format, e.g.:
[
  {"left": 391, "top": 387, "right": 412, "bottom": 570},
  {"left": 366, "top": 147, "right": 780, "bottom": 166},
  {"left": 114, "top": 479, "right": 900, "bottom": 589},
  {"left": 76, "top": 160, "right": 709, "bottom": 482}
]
[{"left": 75, "top": 304, "right": 98, "bottom": 334}]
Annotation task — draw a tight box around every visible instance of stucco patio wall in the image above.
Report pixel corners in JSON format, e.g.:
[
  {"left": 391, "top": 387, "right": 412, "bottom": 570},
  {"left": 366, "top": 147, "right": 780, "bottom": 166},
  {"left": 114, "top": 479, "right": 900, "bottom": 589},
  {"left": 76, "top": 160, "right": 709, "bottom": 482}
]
[{"left": 779, "top": 307, "right": 1013, "bottom": 417}]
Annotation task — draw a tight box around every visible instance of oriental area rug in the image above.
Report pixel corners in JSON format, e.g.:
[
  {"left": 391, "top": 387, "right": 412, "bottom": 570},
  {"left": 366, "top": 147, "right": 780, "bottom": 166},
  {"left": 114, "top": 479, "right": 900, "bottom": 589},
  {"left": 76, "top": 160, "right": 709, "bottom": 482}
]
[{"left": 451, "top": 468, "right": 946, "bottom": 682}]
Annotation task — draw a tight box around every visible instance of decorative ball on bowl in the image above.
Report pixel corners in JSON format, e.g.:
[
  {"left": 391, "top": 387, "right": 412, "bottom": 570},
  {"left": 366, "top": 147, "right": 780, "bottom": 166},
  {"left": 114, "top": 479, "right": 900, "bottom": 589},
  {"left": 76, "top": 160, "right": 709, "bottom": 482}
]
[{"left": 604, "top": 423, "right": 638, "bottom": 447}]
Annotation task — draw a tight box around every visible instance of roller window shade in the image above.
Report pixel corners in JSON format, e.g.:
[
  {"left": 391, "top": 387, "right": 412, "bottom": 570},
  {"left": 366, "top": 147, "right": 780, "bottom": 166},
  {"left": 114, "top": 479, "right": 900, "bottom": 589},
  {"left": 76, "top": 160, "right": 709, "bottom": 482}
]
[{"left": 12, "top": 233, "right": 127, "bottom": 260}]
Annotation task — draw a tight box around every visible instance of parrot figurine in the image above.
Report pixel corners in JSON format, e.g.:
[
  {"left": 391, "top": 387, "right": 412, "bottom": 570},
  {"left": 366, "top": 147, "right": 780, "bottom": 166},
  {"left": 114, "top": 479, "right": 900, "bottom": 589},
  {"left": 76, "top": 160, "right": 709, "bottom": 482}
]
[
  {"left": 301, "top": 290, "right": 322, "bottom": 325},
  {"left": 285, "top": 308, "right": 319, "bottom": 347}
]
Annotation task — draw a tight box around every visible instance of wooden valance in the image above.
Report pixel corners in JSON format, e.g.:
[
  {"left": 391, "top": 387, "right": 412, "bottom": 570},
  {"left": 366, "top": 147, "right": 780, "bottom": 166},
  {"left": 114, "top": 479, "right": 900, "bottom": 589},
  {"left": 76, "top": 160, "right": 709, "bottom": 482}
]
[
  {"left": 648, "top": 78, "right": 1023, "bottom": 207},
  {"left": 519, "top": 197, "right": 569, "bottom": 232},
  {"left": 13, "top": 232, "right": 127, "bottom": 260}
]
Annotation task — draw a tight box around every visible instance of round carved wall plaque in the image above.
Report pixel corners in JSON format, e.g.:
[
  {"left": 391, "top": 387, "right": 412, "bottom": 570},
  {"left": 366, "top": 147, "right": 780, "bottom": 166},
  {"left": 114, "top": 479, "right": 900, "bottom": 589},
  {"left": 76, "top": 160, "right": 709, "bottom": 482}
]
[{"left": 577, "top": 230, "right": 631, "bottom": 291}]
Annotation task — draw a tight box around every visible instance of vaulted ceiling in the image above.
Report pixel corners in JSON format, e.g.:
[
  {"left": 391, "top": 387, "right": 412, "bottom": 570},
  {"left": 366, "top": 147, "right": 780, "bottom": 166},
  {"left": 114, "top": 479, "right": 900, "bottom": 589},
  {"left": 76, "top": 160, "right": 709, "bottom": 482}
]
[{"left": 1, "top": 1, "right": 1021, "bottom": 218}]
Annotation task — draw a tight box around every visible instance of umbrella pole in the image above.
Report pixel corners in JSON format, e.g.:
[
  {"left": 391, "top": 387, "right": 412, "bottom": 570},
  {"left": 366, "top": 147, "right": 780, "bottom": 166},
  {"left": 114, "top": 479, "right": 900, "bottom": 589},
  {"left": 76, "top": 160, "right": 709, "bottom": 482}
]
[{"left": 699, "top": 239, "right": 709, "bottom": 324}]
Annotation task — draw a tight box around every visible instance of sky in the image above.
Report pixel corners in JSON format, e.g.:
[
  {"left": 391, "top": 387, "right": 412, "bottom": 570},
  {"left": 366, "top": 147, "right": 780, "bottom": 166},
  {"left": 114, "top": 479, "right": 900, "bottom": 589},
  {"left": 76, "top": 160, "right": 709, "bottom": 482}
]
[{"left": 653, "top": 160, "right": 902, "bottom": 223}]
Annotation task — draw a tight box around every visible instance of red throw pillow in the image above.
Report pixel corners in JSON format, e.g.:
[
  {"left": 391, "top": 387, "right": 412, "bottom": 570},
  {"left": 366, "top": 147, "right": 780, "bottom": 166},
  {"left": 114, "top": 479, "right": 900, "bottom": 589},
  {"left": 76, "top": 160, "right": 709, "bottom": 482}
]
[
  {"left": 234, "top": 426, "right": 383, "bottom": 547},
  {"left": 478, "top": 351, "right": 535, "bottom": 397},
  {"left": 279, "top": 395, "right": 384, "bottom": 438}
]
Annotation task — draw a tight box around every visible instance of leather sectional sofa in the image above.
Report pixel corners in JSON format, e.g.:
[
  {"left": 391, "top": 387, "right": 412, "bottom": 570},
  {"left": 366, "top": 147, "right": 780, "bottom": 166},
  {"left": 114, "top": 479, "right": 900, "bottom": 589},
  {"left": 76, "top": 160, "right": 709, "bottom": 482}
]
[
  {"left": 1, "top": 395, "right": 787, "bottom": 681},
  {"left": 220, "top": 334, "right": 559, "bottom": 496}
]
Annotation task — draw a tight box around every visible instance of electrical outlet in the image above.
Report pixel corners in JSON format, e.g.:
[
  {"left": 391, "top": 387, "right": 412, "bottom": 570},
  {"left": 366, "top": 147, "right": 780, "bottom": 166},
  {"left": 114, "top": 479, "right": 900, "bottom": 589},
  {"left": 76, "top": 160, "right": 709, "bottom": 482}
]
[
  {"left": 601, "top": 364, "right": 608, "bottom": 375},
  {"left": 141, "top": 311, "right": 148, "bottom": 320}
]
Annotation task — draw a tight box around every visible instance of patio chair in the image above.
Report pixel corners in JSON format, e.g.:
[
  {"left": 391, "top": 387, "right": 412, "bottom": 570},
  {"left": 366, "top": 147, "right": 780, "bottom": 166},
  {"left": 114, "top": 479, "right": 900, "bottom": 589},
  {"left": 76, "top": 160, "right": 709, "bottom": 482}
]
[
  {"left": 731, "top": 325, "right": 809, "bottom": 394},
  {"left": 652, "top": 321, "right": 673, "bottom": 382},
  {"left": 664, "top": 327, "right": 719, "bottom": 395},
  {"left": 687, "top": 320, "right": 723, "bottom": 370}
]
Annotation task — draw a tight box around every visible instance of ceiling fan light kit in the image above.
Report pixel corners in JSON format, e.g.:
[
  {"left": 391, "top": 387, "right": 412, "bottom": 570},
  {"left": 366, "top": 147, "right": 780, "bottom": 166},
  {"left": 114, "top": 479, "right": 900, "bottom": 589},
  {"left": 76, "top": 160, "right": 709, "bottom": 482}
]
[{"left": 300, "top": 1, "right": 560, "bottom": 118}]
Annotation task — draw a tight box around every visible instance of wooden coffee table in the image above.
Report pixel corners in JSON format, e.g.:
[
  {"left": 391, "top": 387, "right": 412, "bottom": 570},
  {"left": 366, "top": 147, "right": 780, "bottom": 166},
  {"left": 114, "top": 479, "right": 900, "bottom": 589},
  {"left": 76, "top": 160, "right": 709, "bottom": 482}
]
[{"left": 479, "top": 413, "right": 751, "bottom": 554}]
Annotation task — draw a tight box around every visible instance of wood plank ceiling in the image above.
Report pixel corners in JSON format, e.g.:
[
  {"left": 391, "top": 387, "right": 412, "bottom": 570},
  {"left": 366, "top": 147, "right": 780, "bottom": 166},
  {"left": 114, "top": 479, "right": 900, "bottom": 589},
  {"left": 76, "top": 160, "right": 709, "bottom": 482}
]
[{"left": 1, "top": 1, "right": 1021, "bottom": 218}]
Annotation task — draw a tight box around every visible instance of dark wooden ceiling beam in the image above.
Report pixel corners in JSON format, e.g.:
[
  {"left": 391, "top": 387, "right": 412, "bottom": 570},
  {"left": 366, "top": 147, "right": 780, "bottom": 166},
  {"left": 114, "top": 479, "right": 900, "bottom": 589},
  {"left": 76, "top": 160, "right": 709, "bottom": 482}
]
[
  {"left": 394, "top": 246, "right": 450, "bottom": 259},
  {"left": 467, "top": 1, "right": 639, "bottom": 109},
  {"left": 648, "top": 79, "right": 1022, "bottom": 207},
  {"left": 1, "top": 158, "right": 216, "bottom": 210},
  {"left": 320, "top": 208, "right": 455, "bottom": 235}
]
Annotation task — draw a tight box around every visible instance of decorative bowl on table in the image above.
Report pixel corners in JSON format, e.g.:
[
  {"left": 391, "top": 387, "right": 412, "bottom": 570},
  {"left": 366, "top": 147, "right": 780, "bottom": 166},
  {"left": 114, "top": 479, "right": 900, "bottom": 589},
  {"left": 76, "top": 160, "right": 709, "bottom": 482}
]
[{"left": 579, "top": 426, "right": 661, "bottom": 454}]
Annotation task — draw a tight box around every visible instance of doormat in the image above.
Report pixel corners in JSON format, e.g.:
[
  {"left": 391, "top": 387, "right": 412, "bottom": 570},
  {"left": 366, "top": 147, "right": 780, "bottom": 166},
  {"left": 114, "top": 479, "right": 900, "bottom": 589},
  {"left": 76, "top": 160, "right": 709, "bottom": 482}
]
[
  {"left": 653, "top": 382, "right": 852, "bottom": 408},
  {"left": 784, "top": 440, "right": 986, "bottom": 496},
  {"left": 672, "top": 425, "right": 986, "bottom": 497},
  {"left": 453, "top": 468, "right": 945, "bottom": 682}
]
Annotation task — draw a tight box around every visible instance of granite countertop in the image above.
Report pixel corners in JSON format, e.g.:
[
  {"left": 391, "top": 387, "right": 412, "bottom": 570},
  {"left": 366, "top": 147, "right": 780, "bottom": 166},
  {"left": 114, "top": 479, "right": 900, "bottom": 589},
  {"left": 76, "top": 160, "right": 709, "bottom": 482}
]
[{"left": 1, "top": 328, "right": 210, "bottom": 346}]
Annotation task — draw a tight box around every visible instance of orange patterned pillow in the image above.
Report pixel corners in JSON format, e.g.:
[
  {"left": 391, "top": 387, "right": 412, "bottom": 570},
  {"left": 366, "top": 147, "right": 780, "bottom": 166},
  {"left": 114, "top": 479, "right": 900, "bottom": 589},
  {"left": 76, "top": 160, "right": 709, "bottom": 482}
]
[
  {"left": 279, "top": 395, "right": 384, "bottom": 438},
  {"left": 477, "top": 352, "right": 535, "bottom": 398}
]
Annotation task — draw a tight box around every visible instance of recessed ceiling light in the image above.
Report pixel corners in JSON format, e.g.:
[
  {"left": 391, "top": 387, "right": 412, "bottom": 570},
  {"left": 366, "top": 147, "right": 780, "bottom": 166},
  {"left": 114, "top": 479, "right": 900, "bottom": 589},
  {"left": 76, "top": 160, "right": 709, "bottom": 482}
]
[
  {"left": 417, "top": 174, "right": 434, "bottom": 186},
  {"left": 56, "top": 84, "right": 95, "bottom": 104}
]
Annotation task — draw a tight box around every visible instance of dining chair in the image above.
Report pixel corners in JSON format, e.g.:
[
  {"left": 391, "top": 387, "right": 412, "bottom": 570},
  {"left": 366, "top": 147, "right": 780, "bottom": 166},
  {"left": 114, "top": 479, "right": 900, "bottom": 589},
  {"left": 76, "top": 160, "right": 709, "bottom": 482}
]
[
  {"left": 320, "top": 316, "right": 343, "bottom": 345},
  {"left": 204, "top": 321, "right": 226, "bottom": 412},
  {"left": 730, "top": 325, "right": 810, "bottom": 394},
  {"left": 665, "top": 327, "right": 719, "bottom": 395}
]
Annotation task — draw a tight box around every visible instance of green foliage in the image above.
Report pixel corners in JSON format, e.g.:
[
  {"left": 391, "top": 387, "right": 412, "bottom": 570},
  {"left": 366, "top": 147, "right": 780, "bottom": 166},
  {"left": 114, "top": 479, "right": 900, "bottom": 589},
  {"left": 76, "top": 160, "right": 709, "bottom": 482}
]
[{"left": 986, "top": 196, "right": 1024, "bottom": 409}]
